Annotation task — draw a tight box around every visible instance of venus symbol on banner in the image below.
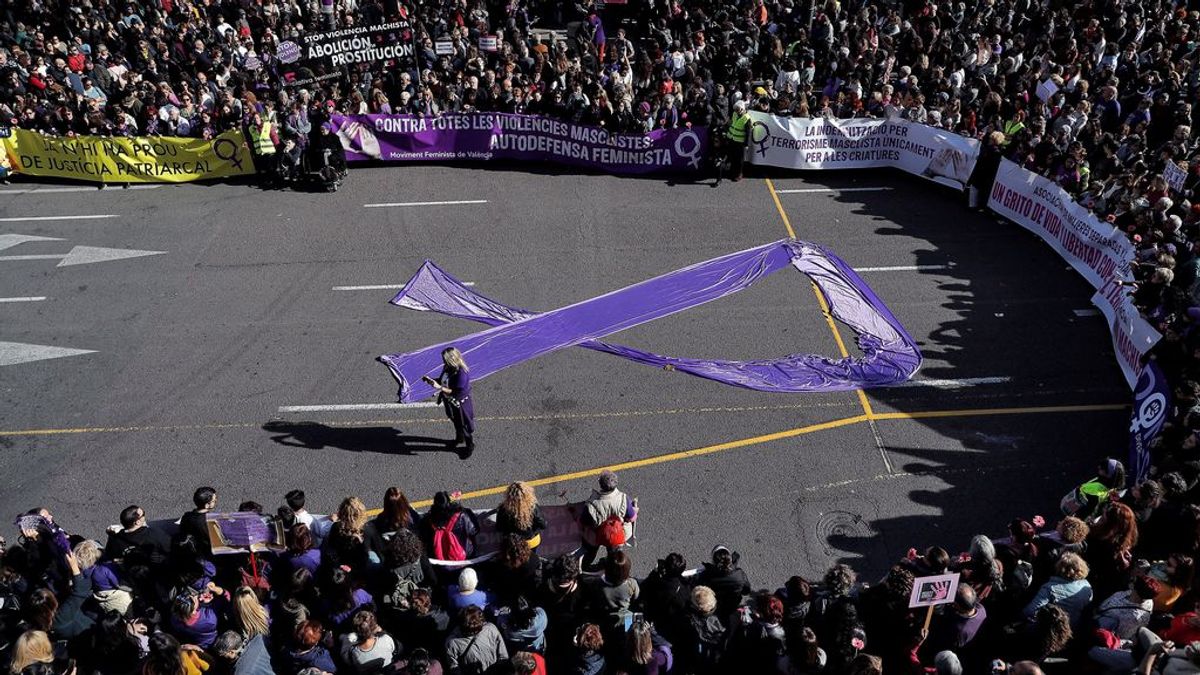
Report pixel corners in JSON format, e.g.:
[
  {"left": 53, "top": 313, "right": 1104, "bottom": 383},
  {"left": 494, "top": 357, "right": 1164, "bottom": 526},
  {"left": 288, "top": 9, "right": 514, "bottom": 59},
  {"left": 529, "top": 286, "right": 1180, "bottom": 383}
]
[
  {"left": 673, "top": 130, "right": 703, "bottom": 168},
  {"left": 750, "top": 121, "right": 772, "bottom": 157}
]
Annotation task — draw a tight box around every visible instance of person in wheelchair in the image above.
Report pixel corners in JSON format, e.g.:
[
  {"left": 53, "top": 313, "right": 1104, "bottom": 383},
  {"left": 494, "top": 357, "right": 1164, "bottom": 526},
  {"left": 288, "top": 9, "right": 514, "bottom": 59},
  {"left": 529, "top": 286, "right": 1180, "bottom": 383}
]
[
  {"left": 309, "top": 123, "right": 348, "bottom": 178},
  {"left": 276, "top": 138, "right": 302, "bottom": 184}
]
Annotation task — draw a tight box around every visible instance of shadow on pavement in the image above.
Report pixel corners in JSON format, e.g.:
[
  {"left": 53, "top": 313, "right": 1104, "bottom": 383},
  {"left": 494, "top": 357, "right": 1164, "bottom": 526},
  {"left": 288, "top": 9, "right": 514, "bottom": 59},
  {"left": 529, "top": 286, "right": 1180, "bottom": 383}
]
[
  {"left": 785, "top": 170, "right": 1129, "bottom": 579},
  {"left": 262, "top": 420, "right": 467, "bottom": 458}
]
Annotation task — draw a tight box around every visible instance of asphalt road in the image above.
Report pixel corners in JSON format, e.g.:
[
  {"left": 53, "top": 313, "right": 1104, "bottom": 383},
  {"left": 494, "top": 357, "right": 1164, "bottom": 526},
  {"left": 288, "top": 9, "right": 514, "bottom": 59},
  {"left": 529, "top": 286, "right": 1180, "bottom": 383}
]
[{"left": 0, "top": 165, "right": 1129, "bottom": 585}]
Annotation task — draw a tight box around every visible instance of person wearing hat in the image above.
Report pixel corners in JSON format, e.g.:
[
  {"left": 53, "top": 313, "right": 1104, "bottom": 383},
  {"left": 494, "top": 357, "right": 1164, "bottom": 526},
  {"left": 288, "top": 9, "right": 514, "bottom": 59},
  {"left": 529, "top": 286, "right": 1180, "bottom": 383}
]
[
  {"left": 695, "top": 544, "right": 751, "bottom": 620},
  {"left": 581, "top": 471, "right": 637, "bottom": 569},
  {"left": 726, "top": 100, "right": 751, "bottom": 182}
]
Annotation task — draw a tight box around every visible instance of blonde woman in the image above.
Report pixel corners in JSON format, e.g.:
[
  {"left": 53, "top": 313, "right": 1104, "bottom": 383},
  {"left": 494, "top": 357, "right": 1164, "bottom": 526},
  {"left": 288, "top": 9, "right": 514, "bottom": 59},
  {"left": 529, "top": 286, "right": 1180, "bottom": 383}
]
[
  {"left": 9, "top": 630, "right": 53, "bottom": 673},
  {"left": 422, "top": 346, "right": 475, "bottom": 458},
  {"left": 496, "top": 482, "right": 547, "bottom": 549},
  {"left": 323, "top": 496, "right": 370, "bottom": 570},
  {"left": 232, "top": 586, "right": 270, "bottom": 639}
]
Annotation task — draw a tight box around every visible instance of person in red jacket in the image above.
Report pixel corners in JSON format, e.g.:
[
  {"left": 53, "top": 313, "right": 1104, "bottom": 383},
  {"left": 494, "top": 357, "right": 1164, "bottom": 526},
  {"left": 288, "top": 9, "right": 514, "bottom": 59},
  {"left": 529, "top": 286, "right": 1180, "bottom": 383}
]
[{"left": 511, "top": 651, "right": 547, "bottom": 675}]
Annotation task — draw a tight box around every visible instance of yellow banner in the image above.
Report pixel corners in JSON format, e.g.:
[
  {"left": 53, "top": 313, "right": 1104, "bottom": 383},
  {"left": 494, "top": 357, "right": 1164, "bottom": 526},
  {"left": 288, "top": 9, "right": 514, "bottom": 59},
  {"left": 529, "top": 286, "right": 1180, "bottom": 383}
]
[{"left": 1, "top": 128, "right": 254, "bottom": 183}]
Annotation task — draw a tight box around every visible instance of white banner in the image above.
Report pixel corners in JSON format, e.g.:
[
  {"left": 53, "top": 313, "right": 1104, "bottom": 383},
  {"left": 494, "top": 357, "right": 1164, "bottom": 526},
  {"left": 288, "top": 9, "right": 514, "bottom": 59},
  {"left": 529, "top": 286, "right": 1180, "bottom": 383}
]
[
  {"left": 987, "top": 159, "right": 1159, "bottom": 387},
  {"left": 1093, "top": 280, "right": 1165, "bottom": 389},
  {"left": 747, "top": 113, "right": 980, "bottom": 185}
]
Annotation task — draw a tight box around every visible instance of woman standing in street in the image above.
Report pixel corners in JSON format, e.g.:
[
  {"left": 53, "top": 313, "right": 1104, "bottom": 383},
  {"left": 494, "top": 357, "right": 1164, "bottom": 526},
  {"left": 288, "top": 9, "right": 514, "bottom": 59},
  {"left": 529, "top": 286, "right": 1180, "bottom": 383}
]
[{"left": 423, "top": 347, "right": 475, "bottom": 458}]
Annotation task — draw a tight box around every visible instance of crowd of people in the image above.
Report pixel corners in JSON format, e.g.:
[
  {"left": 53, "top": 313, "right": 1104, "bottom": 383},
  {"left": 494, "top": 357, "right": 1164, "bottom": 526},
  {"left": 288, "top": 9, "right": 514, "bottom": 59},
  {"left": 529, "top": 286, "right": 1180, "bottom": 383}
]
[
  {"left": 6, "top": 0, "right": 1200, "bottom": 673},
  {"left": 8, "top": 457, "right": 1200, "bottom": 675}
]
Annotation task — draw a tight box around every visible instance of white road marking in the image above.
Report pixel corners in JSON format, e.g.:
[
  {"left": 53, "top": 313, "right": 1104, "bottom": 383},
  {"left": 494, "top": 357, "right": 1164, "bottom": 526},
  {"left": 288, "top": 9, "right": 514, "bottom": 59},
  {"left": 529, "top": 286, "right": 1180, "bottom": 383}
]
[
  {"left": 0, "top": 234, "right": 64, "bottom": 251},
  {"left": 278, "top": 402, "right": 441, "bottom": 413},
  {"left": 776, "top": 187, "right": 892, "bottom": 194},
  {"left": 0, "top": 214, "right": 118, "bottom": 222},
  {"left": 0, "top": 296, "right": 47, "bottom": 303},
  {"left": 1073, "top": 308, "right": 1101, "bottom": 317},
  {"left": 0, "top": 245, "right": 165, "bottom": 267},
  {"left": 855, "top": 264, "right": 952, "bottom": 273},
  {"left": 0, "top": 341, "right": 96, "bottom": 367},
  {"left": 892, "top": 376, "right": 1013, "bottom": 388},
  {"left": 363, "top": 200, "right": 489, "bottom": 208},
  {"left": 333, "top": 282, "right": 475, "bottom": 290},
  {"left": 0, "top": 185, "right": 162, "bottom": 194}
]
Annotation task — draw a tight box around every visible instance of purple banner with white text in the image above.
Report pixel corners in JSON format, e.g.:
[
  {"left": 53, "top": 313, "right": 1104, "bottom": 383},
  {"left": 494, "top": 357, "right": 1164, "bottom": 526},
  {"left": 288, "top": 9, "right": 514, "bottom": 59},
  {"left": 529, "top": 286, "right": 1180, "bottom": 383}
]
[{"left": 330, "top": 113, "right": 708, "bottom": 175}]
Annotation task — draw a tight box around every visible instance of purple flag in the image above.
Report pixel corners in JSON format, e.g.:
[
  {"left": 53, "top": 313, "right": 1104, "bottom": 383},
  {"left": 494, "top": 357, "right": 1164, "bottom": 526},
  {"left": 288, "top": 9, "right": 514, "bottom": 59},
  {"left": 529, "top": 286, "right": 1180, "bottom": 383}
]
[
  {"left": 331, "top": 113, "right": 707, "bottom": 175},
  {"left": 380, "top": 241, "right": 921, "bottom": 402},
  {"left": 1128, "top": 361, "right": 1170, "bottom": 483}
]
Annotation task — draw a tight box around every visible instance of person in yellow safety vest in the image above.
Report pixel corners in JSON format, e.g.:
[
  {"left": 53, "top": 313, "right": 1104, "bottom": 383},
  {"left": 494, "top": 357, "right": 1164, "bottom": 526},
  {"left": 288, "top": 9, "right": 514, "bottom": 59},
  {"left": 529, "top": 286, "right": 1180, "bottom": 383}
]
[
  {"left": 727, "top": 100, "right": 751, "bottom": 182},
  {"left": 247, "top": 112, "right": 278, "bottom": 176},
  {"left": 1001, "top": 109, "right": 1026, "bottom": 146}
]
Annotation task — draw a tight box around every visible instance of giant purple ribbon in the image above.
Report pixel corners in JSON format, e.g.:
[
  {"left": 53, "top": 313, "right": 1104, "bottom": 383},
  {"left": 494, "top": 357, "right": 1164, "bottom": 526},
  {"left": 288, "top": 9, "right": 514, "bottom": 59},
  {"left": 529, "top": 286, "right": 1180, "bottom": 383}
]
[{"left": 380, "top": 240, "right": 921, "bottom": 402}]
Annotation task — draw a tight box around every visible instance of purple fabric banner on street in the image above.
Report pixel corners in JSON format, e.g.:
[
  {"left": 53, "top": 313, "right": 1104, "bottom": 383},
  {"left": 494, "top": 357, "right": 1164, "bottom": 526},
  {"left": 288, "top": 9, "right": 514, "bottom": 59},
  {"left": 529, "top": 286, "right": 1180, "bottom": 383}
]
[
  {"left": 379, "top": 240, "right": 921, "bottom": 402},
  {"left": 330, "top": 113, "right": 708, "bottom": 174}
]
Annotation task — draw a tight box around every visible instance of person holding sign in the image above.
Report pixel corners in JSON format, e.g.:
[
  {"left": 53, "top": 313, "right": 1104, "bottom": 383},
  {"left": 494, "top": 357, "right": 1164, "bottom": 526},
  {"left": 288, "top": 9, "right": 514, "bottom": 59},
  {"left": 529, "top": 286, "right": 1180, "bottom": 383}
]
[{"left": 423, "top": 347, "right": 475, "bottom": 458}]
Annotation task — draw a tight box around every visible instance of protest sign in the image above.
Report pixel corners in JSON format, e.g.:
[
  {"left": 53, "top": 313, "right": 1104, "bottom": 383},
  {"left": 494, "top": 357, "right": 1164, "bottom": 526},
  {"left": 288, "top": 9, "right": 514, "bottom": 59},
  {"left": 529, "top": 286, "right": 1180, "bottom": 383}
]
[
  {"left": 1164, "top": 161, "right": 1188, "bottom": 193},
  {"left": 909, "top": 571, "right": 961, "bottom": 630},
  {"left": 988, "top": 159, "right": 1160, "bottom": 387},
  {"left": 331, "top": 113, "right": 708, "bottom": 175},
  {"left": 1, "top": 128, "right": 253, "bottom": 183},
  {"left": 276, "top": 20, "right": 414, "bottom": 88},
  {"left": 435, "top": 40, "right": 454, "bottom": 55},
  {"left": 1036, "top": 78, "right": 1059, "bottom": 102},
  {"left": 909, "top": 572, "right": 960, "bottom": 608},
  {"left": 746, "top": 112, "right": 980, "bottom": 185},
  {"left": 479, "top": 35, "right": 499, "bottom": 52},
  {"left": 205, "top": 512, "right": 285, "bottom": 554}
]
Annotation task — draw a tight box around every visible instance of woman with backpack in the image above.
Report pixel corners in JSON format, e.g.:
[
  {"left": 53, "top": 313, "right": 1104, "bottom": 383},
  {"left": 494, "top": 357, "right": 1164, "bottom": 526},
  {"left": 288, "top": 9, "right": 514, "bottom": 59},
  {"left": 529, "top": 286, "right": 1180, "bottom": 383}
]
[
  {"left": 376, "top": 530, "right": 437, "bottom": 631},
  {"left": 421, "top": 492, "right": 479, "bottom": 562}
]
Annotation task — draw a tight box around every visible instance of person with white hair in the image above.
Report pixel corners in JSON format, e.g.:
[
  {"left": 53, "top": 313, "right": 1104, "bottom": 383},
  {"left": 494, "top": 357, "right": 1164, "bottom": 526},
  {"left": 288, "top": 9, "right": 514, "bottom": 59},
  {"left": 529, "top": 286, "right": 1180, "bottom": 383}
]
[
  {"left": 448, "top": 567, "right": 490, "bottom": 612},
  {"left": 726, "top": 99, "right": 751, "bottom": 182}
]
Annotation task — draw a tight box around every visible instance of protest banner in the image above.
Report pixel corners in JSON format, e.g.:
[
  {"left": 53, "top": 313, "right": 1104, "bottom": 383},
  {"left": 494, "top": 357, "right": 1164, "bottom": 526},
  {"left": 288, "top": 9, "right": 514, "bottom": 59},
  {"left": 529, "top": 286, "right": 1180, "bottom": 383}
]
[
  {"left": 988, "top": 159, "right": 1160, "bottom": 387},
  {"left": 1, "top": 128, "right": 254, "bottom": 183},
  {"left": 425, "top": 503, "right": 586, "bottom": 568},
  {"left": 1093, "top": 278, "right": 1164, "bottom": 388},
  {"left": 746, "top": 112, "right": 980, "bottom": 185},
  {"left": 331, "top": 113, "right": 708, "bottom": 175},
  {"left": 1164, "top": 161, "right": 1188, "bottom": 193},
  {"left": 1127, "top": 361, "right": 1171, "bottom": 484},
  {"left": 276, "top": 20, "right": 414, "bottom": 88}
]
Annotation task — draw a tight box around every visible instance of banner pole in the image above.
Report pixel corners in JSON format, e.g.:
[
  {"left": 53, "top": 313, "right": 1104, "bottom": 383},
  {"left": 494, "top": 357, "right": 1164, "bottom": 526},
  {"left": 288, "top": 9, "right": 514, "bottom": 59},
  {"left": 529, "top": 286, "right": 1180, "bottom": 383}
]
[{"left": 922, "top": 604, "right": 935, "bottom": 632}]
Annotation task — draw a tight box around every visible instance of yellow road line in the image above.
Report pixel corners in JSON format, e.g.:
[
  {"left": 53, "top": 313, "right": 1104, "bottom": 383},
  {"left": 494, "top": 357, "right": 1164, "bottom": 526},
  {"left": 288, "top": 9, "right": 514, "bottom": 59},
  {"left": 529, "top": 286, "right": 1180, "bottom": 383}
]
[
  {"left": 765, "top": 178, "right": 796, "bottom": 239},
  {"left": 0, "top": 400, "right": 860, "bottom": 438},
  {"left": 396, "top": 414, "right": 872, "bottom": 510},
  {"left": 388, "top": 401, "right": 1128, "bottom": 511},
  {"left": 871, "top": 403, "right": 1128, "bottom": 421},
  {"left": 766, "top": 178, "right": 877, "bottom": 419}
]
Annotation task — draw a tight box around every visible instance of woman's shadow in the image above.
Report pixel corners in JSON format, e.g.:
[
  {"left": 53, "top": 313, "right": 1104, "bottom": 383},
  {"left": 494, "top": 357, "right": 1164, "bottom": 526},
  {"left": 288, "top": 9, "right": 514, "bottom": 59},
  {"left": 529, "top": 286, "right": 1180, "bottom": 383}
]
[{"left": 262, "top": 420, "right": 469, "bottom": 459}]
